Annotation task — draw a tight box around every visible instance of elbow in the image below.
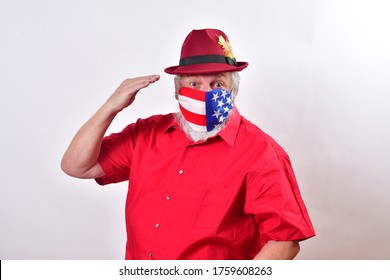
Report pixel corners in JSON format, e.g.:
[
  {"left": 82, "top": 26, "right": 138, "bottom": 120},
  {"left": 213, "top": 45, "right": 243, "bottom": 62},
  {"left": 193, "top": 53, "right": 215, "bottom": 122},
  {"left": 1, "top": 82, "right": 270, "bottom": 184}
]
[
  {"left": 60, "top": 156, "right": 84, "bottom": 178},
  {"left": 253, "top": 240, "right": 301, "bottom": 260},
  {"left": 60, "top": 156, "right": 77, "bottom": 177},
  {"left": 61, "top": 155, "right": 102, "bottom": 179},
  {"left": 290, "top": 242, "right": 301, "bottom": 259}
]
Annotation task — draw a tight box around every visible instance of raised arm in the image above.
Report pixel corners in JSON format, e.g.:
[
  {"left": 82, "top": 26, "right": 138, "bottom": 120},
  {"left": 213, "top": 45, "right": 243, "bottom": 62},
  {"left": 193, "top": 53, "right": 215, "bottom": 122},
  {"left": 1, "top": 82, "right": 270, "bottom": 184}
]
[{"left": 61, "top": 75, "right": 160, "bottom": 179}]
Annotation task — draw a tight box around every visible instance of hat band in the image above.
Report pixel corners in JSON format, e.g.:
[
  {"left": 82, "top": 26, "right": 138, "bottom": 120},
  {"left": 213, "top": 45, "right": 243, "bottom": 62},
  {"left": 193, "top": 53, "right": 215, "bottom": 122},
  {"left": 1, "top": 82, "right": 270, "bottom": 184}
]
[{"left": 179, "top": 55, "right": 237, "bottom": 67}]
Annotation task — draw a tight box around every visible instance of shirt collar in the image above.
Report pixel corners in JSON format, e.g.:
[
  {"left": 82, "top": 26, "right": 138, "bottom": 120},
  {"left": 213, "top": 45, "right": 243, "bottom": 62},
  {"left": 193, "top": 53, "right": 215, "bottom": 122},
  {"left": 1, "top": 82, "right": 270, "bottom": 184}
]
[
  {"left": 217, "top": 107, "right": 241, "bottom": 148},
  {"left": 164, "top": 108, "right": 241, "bottom": 148},
  {"left": 163, "top": 114, "right": 177, "bottom": 133}
]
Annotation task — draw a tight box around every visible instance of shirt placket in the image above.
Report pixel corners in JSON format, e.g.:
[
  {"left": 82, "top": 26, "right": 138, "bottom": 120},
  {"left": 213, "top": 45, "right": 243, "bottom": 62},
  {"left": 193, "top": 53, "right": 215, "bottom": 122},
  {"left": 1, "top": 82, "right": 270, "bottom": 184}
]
[{"left": 146, "top": 141, "right": 197, "bottom": 259}]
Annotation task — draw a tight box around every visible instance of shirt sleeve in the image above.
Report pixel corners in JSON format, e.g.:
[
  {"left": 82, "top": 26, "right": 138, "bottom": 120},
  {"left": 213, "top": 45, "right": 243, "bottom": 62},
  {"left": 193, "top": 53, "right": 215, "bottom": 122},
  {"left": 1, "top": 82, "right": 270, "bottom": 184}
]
[
  {"left": 244, "top": 154, "right": 315, "bottom": 247},
  {"left": 95, "top": 123, "right": 136, "bottom": 185}
]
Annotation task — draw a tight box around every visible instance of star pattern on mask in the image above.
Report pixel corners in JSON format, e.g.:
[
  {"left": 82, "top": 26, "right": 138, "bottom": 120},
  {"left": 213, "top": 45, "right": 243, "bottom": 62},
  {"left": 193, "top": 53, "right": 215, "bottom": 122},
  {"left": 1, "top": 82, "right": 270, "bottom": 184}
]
[
  {"left": 212, "top": 92, "right": 219, "bottom": 102},
  {"left": 209, "top": 89, "right": 234, "bottom": 126},
  {"left": 221, "top": 90, "right": 228, "bottom": 98},
  {"left": 212, "top": 110, "right": 222, "bottom": 119}
]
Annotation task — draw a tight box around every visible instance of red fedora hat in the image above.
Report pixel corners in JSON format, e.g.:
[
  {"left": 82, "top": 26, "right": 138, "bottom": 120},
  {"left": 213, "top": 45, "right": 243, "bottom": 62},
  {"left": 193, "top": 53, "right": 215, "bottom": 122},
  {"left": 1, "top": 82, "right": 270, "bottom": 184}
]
[{"left": 164, "top": 28, "right": 248, "bottom": 75}]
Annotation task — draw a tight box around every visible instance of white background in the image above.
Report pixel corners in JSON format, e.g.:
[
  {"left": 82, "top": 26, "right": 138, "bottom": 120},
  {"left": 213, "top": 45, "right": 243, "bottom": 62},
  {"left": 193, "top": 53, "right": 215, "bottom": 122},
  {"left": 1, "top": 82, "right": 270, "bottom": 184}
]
[{"left": 0, "top": 0, "right": 389, "bottom": 260}]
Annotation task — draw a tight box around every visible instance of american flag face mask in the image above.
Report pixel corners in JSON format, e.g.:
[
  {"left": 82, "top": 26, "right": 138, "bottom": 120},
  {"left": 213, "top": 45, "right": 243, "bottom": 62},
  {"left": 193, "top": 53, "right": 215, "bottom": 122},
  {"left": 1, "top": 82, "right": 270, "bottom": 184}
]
[{"left": 178, "top": 87, "right": 234, "bottom": 132}]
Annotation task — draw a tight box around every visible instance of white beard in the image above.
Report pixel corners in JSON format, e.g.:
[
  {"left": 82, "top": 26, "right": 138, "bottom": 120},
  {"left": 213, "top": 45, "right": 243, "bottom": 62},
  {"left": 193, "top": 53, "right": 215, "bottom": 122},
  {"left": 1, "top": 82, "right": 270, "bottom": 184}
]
[{"left": 174, "top": 111, "right": 228, "bottom": 142}]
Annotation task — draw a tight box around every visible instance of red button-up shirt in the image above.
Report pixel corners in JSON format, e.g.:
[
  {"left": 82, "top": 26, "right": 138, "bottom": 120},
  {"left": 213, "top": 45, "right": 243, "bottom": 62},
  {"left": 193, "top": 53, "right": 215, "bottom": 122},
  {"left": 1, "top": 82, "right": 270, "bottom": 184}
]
[{"left": 96, "top": 109, "right": 315, "bottom": 259}]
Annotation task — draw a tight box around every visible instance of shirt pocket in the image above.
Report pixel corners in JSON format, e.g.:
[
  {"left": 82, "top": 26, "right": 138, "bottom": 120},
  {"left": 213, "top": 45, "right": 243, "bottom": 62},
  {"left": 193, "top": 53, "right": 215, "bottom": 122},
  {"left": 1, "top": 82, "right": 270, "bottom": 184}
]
[{"left": 192, "top": 184, "right": 233, "bottom": 229}]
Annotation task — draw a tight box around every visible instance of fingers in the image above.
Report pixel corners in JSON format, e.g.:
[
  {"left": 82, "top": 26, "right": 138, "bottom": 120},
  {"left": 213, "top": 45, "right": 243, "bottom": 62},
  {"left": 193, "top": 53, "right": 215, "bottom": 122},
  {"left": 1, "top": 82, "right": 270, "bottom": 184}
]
[
  {"left": 140, "top": 74, "right": 160, "bottom": 87},
  {"left": 122, "top": 74, "right": 160, "bottom": 92},
  {"left": 146, "top": 74, "right": 160, "bottom": 83},
  {"left": 105, "top": 74, "right": 161, "bottom": 114},
  {"left": 133, "top": 74, "right": 160, "bottom": 85}
]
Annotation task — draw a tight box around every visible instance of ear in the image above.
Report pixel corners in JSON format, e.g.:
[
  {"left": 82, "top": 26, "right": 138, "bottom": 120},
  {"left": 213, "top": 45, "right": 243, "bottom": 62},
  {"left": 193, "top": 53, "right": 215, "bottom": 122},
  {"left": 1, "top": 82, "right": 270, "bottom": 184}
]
[
  {"left": 232, "top": 82, "right": 240, "bottom": 100},
  {"left": 174, "top": 77, "right": 180, "bottom": 100}
]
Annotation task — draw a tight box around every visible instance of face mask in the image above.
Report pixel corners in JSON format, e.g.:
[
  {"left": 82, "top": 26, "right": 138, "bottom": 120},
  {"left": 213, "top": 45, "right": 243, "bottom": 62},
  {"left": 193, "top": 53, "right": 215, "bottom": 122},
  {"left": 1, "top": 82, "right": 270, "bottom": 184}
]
[{"left": 178, "top": 87, "right": 234, "bottom": 132}]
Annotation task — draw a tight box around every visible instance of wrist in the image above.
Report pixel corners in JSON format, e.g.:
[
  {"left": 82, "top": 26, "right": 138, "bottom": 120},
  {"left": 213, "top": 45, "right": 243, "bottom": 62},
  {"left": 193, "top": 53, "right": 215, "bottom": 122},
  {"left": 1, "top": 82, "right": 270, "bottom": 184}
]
[
  {"left": 101, "top": 100, "right": 121, "bottom": 116},
  {"left": 96, "top": 102, "right": 120, "bottom": 124}
]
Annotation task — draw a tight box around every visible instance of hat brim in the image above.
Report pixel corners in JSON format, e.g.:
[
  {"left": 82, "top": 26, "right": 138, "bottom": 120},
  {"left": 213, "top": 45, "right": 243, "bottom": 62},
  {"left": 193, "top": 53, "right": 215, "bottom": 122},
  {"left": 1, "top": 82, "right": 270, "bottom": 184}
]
[{"left": 164, "top": 61, "right": 248, "bottom": 75}]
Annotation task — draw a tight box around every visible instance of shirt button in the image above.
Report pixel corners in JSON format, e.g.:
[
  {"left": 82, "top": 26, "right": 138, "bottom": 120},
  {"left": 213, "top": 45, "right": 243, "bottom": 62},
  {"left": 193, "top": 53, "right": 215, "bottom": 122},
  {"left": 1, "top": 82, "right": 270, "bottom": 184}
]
[
  {"left": 155, "top": 223, "right": 160, "bottom": 229},
  {"left": 178, "top": 169, "right": 184, "bottom": 175},
  {"left": 166, "top": 195, "right": 170, "bottom": 201}
]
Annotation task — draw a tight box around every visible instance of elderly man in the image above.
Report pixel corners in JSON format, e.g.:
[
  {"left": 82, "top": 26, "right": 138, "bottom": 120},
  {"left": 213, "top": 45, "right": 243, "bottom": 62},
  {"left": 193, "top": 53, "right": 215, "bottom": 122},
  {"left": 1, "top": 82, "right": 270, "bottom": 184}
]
[{"left": 61, "top": 28, "right": 315, "bottom": 260}]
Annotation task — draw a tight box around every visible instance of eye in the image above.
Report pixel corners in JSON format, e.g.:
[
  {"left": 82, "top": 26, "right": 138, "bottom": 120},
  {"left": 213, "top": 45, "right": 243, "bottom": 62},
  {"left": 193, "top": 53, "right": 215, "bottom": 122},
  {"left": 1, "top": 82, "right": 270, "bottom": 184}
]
[
  {"left": 189, "top": 81, "right": 198, "bottom": 88},
  {"left": 212, "top": 81, "right": 224, "bottom": 88}
]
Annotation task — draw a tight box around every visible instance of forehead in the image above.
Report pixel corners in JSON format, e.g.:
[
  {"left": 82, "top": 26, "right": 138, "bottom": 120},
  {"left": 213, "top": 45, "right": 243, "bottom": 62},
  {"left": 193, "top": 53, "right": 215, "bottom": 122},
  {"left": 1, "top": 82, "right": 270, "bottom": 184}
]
[{"left": 181, "top": 73, "right": 232, "bottom": 82}]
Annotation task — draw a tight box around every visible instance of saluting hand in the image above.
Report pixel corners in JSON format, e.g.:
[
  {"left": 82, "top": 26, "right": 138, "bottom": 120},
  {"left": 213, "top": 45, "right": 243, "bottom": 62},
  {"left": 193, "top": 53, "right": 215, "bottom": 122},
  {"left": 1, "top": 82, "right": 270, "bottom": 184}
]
[{"left": 105, "top": 74, "right": 160, "bottom": 114}]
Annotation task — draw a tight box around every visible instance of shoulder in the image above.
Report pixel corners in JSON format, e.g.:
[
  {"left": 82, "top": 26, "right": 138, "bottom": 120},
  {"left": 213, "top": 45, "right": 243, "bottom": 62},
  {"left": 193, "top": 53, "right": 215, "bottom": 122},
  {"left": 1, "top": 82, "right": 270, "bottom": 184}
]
[
  {"left": 135, "top": 113, "right": 174, "bottom": 126},
  {"left": 105, "top": 113, "right": 174, "bottom": 140},
  {"left": 237, "top": 115, "right": 289, "bottom": 160},
  {"left": 128, "top": 113, "right": 175, "bottom": 136}
]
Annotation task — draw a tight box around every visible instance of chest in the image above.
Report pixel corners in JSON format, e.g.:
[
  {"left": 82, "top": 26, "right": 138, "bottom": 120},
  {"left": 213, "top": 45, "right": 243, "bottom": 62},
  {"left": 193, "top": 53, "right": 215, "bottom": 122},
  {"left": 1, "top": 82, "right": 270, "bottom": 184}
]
[{"left": 129, "top": 132, "right": 253, "bottom": 199}]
